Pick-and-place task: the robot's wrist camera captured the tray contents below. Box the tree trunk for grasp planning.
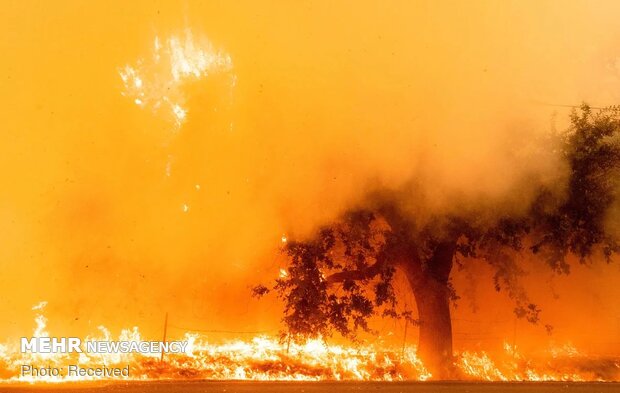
[411,274,454,379]
[401,241,456,379]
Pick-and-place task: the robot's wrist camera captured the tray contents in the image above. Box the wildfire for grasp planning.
[119,28,234,129]
[0,305,618,384]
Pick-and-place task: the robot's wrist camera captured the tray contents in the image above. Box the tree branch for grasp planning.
[325,260,385,286]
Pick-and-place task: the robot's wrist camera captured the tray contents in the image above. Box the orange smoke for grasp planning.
[0,0,619,381]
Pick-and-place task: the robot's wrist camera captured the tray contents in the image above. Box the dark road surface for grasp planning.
[1,381,619,393]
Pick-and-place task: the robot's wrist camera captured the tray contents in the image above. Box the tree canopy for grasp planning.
[254,105,620,347]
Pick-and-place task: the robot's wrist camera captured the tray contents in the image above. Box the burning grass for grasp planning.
[0,306,618,384]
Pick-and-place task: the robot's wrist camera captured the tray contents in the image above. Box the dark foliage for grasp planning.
[254,105,620,341]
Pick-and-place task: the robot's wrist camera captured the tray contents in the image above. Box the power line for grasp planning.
[530,100,607,110]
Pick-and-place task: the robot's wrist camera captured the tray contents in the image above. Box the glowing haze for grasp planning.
[0,0,619,362]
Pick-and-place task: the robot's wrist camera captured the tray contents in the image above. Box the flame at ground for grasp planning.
[0,306,618,384]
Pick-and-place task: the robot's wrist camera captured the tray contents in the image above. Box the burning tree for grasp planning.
[254,105,620,379]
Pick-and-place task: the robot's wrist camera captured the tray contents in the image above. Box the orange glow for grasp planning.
[1,0,620,385]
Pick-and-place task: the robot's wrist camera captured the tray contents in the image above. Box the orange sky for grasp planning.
[1,1,619,354]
